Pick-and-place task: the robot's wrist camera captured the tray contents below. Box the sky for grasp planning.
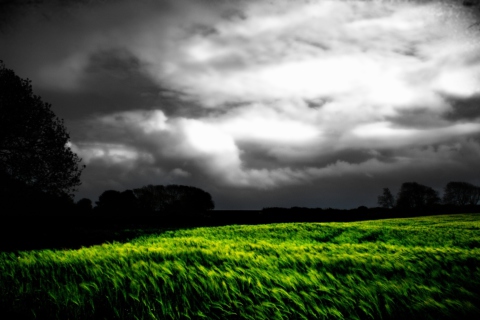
[1,0,479,209]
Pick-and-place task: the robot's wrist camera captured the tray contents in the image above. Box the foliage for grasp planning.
[95,190,138,214]
[1,214,480,319]
[396,182,440,209]
[76,198,93,212]
[132,184,215,212]
[377,188,395,208]
[443,181,480,206]
[0,61,84,198]
[131,185,166,212]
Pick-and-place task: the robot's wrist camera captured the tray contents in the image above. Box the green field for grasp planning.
[1,214,480,319]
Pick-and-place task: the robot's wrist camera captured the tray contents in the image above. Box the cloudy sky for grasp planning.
[1,0,479,209]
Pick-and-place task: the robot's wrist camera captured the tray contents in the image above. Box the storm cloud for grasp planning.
[1,0,479,208]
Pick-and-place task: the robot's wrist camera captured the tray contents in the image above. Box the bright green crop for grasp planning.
[1,214,479,319]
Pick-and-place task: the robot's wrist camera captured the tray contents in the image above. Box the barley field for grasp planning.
[1,214,480,319]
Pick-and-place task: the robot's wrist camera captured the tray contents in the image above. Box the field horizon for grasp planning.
[1,213,479,319]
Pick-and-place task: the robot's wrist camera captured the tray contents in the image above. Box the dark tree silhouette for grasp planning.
[76,198,93,212]
[0,61,84,200]
[164,185,215,212]
[133,184,214,213]
[95,189,139,215]
[133,185,167,212]
[443,181,480,206]
[1,168,75,214]
[377,187,395,208]
[118,190,139,213]
[95,190,123,214]
[396,182,440,209]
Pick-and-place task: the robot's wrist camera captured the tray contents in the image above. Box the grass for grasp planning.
[1,214,480,319]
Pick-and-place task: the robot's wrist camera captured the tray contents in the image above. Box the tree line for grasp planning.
[378,181,480,209]
[82,184,215,215]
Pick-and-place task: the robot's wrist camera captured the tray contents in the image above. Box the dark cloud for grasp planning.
[237,142,382,170]
[39,49,160,119]
[27,47,207,121]
[445,94,480,121]
[387,108,449,129]
[295,38,331,51]
[304,98,330,109]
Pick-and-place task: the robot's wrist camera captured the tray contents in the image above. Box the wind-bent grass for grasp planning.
[1,214,480,319]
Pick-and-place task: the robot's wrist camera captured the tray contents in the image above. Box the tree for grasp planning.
[76,198,93,212]
[133,185,168,212]
[396,182,440,209]
[164,185,215,212]
[0,61,84,199]
[377,188,395,208]
[443,181,480,206]
[95,190,139,215]
[133,184,215,213]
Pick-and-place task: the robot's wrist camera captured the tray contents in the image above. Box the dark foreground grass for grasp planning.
[1,214,479,319]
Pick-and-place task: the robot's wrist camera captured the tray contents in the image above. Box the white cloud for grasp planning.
[433,66,480,98]
[129,0,480,109]
[171,168,191,178]
[349,121,480,148]
[213,100,320,144]
[71,142,154,167]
